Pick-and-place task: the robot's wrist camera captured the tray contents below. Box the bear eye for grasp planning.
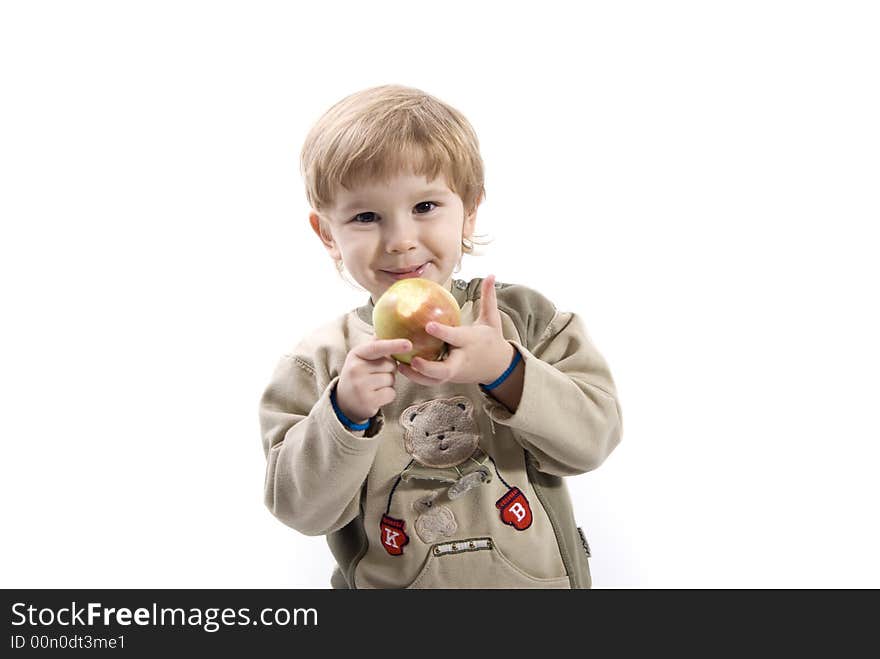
[451,426,455,431]
[425,431,429,437]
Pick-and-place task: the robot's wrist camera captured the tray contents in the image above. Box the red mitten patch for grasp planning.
[380,514,410,556]
[495,487,533,531]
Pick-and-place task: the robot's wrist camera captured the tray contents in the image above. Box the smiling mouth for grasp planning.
[382,263,427,279]
[438,443,448,451]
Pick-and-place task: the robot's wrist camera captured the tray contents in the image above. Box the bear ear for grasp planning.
[400,404,420,430]
[448,396,474,416]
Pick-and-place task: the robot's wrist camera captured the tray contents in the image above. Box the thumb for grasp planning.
[479,274,501,327]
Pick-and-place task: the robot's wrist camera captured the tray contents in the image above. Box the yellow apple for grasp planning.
[372,278,461,364]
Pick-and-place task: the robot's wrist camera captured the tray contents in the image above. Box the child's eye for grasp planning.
[352,212,378,224]
[351,203,435,223]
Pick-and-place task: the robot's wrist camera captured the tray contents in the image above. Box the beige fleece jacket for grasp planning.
[259,277,622,588]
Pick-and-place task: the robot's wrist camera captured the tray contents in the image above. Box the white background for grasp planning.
[2,1,878,588]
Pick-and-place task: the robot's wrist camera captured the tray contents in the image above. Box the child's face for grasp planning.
[310,171,477,303]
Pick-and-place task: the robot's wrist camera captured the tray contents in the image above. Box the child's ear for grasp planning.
[463,192,483,238]
[309,211,341,261]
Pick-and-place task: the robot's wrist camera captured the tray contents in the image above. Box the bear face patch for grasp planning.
[400,396,481,469]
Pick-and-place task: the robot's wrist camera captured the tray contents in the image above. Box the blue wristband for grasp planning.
[479,346,522,392]
[330,385,371,431]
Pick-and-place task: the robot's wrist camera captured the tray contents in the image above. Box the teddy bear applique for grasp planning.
[378,395,533,556]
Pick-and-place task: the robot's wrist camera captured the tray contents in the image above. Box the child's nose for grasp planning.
[386,236,417,253]
[385,219,418,253]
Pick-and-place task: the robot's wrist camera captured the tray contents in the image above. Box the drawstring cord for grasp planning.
[385,459,414,515]
[487,455,511,489]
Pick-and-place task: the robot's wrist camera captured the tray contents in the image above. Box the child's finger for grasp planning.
[397,362,443,386]
[412,351,463,381]
[356,339,412,361]
[410,356,449,381]
[424,322,466,347]
[478,274,500,325]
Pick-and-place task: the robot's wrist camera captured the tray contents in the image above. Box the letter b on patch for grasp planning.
[495,486,533,530]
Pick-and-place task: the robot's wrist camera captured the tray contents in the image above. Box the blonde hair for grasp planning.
[301,84,491,260]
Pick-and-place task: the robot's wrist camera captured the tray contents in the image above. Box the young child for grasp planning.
[258,84,623,589]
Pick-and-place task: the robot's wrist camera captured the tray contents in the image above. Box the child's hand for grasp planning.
[336,338,412,423]
[398,275,515,387]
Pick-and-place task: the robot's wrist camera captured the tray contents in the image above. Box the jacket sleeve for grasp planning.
[483,289,623,477]
[258,353,384,536]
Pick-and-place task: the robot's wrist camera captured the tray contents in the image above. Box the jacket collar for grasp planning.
[355,277,474,327]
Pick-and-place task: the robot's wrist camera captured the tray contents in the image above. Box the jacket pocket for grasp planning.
[405,537,571,589]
